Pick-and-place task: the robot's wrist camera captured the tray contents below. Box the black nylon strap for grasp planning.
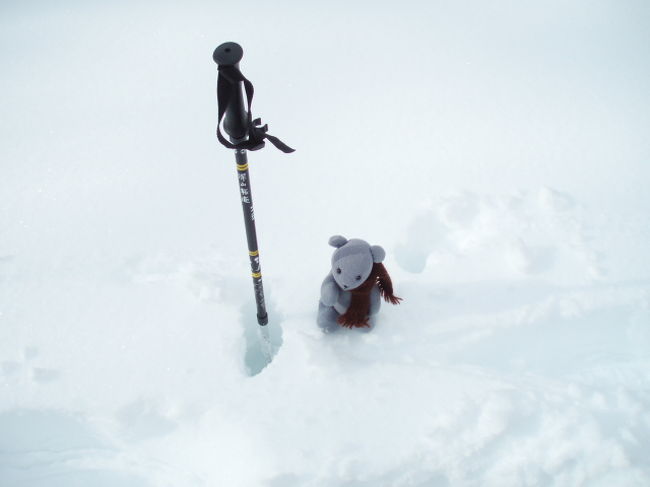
[217,65,295,153]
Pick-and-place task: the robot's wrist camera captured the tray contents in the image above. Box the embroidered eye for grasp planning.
[355,275,362,281]
[336,268,342,274]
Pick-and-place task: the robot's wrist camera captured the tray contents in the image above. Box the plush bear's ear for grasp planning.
[370,245,386,263]
[328,235,348,248]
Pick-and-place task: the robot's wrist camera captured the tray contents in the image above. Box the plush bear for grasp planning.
[317,235,402,332]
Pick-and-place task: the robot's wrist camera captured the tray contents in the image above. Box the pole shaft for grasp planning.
[235,148,268,326]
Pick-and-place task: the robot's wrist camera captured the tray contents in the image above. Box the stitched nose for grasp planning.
[343,285,348,289]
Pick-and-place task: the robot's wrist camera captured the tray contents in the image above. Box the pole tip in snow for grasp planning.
[213,42,243,66]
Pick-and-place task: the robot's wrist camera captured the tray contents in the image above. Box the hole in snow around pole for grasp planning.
[241,300,283,377]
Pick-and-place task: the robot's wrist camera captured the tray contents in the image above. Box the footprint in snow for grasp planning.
[0,409,153,487]
[0,346,61,385]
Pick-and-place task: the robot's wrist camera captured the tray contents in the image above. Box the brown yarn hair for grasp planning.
[337,263,402,328]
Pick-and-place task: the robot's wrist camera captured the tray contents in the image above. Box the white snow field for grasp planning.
[2,1,650,486]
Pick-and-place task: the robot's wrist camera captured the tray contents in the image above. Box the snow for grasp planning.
[2,1,650,485]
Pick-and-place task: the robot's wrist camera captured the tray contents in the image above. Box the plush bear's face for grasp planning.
[331,251,374,291]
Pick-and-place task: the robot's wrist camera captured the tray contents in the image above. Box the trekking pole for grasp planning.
[212,42,294,361]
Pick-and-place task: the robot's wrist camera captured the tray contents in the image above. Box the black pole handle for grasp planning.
[213,42,247,141]
[213,42,295,153]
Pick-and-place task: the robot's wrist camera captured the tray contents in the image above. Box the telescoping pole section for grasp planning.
[234,148,268,326]
[213,42,269,328]
[214,41,293,334]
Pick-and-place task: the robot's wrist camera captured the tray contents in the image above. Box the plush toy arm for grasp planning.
[320,273,340,307]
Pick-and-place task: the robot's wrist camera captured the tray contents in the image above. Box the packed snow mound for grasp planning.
[395,188,604,281]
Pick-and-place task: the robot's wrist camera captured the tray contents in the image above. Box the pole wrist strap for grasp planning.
[217,65,295,153]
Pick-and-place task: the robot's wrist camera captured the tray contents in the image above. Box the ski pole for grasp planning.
[212,42,294,346]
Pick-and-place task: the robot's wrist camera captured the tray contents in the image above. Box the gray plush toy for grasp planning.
[318,235,402,332]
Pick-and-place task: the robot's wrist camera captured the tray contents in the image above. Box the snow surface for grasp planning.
[2,1,650,486]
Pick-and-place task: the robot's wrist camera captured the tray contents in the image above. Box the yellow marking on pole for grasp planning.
[249,250,259,257]
[237,163,249,172]
[252,272,262,279]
